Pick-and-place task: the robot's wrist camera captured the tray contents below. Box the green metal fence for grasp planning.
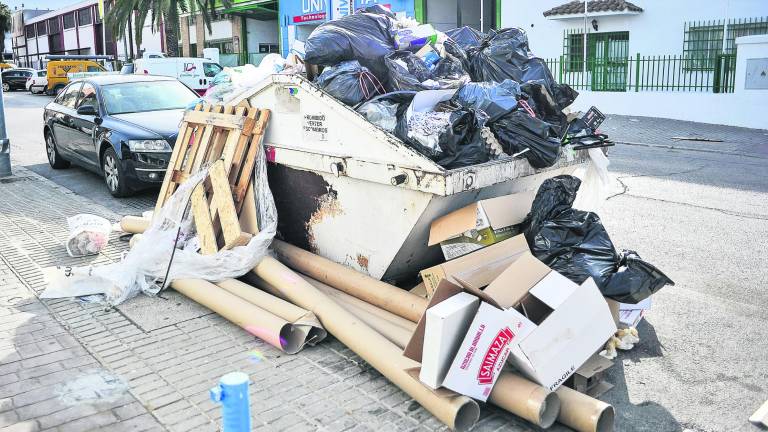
[545,53,737,93]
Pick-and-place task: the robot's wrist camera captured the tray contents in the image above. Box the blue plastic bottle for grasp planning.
[210,372,251,432]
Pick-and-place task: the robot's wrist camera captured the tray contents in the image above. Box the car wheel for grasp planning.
[45,131,70,169]
[2,82,9,92]
[102,147,131,197]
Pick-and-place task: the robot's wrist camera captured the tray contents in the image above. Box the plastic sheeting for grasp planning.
[41,145,278,306]
[523,175,674,304]
[315,60,383,106]
[204,55,287,105]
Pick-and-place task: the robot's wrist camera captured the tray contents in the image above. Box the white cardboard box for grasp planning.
[474,252,618,391]
[419,292,480,389]
[440,302,534,401]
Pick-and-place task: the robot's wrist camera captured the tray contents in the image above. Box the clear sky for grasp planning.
[2,0,76,12]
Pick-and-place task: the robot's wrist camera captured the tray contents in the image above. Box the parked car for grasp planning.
[43,75,199,197]
[26,70,48,94]
[2,68,35,91]
[133,57,222,95]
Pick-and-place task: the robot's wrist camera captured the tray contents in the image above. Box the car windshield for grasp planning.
[101,80,198,115]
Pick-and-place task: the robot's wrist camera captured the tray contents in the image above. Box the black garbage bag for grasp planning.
[443,39,473,77]
[524,176,674,303]
[603,250,675,304]
[521,80,568,136]
[395,101,490,169]
[469,29,563,99]
[356,91,416,133]
[468,28,533,83]
[385,51,435,91]
[314,60,383,106]
[433,47,471,88]
[304,11,395,87]
[453,79,520,122]
[445,26,485,49]
[490,111,561,168]
[552,82,578,110]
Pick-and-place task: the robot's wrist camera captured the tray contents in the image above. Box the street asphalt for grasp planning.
[3,90,767,432]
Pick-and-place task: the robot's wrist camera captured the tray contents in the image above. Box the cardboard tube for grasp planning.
[270,240,428,322]
[216,279,327,347]
[129,234,143,249]
[491,373,560,428]
[555,386,615,432]
[172,278,307,354]
[328,292,414,348]
[120,215,150,234]
[253,256,480,431]
[289,268,561,429]
[307,278,417,331]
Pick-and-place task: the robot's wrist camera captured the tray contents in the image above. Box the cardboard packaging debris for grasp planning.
[420,234,529,296]
[750,399,768,427]
[467,251,617,391]
[428,191,535,260]
[571,354,614,398]
[618,298,651,328]
[420,292,480,389]
[441,302,534,401]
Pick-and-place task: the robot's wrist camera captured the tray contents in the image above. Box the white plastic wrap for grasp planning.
[42,145,277,306]
[65,214,111,257]
[204,54,289,105]
[573,147,611,212]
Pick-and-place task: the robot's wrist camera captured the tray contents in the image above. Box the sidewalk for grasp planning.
[0,167,522,432]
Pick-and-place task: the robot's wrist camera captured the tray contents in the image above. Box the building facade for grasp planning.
[179,0,500,64]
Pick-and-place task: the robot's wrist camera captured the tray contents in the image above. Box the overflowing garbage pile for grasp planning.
[301,8,586,169]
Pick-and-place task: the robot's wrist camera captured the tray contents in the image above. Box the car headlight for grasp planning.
[126,139,171,152]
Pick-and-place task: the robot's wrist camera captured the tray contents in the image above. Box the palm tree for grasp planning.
[106,0,222,58]
[0,3,11,55]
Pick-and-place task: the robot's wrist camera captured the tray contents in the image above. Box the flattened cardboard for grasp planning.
[420,235,529,296]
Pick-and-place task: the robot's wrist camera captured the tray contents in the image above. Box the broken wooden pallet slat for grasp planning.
[191,160,252,255]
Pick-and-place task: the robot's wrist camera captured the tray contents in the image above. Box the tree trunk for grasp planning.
[164,5,180,57]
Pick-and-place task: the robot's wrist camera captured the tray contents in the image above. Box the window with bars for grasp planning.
[565,33,585,72]
[684,17,768,70]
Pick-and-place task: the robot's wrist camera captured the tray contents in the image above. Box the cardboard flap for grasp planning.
[479,191,535,230]
[450,235,530,289]
[528,271,578,309]
[428,204,478,246]
[403,280,464,362]
[483,252,551,309]
[517,277,617,387]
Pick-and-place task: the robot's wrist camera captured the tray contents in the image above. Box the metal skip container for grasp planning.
[235,75,589,283]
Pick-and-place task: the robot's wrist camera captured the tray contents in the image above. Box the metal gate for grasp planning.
[589,32,629,92]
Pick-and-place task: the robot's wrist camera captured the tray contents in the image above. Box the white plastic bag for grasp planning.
[42,144,278,306]
[65,214,111,257]
[573,148,611,212]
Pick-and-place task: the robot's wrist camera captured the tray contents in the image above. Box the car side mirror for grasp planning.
[77,105,98,116]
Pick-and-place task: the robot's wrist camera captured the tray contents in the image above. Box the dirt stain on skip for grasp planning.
[356,254,370,271]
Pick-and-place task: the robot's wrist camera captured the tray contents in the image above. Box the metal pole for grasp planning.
[480,0,485,33]
[722,0,730,53]
[583,0,588,75]
[0,71,11,178]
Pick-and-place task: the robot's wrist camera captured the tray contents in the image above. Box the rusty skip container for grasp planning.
[234,75,589,283]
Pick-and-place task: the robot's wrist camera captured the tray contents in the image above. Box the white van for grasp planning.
[133,57,223,95]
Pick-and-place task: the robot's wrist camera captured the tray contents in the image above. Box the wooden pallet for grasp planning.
[190,160,252,255]
[155,103,270,217]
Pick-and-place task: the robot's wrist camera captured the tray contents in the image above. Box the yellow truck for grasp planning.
[45,55,112,95]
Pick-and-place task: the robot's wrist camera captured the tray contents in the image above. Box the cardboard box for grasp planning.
[619,298,651,328]
[441,302,534,401]
[571,354,614,398]
[465,252,617,391]
[428,192,535,260]
[419,292,480,389]
[420,234,529,296]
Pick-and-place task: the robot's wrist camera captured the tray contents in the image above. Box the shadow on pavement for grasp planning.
[604,321,681,432]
